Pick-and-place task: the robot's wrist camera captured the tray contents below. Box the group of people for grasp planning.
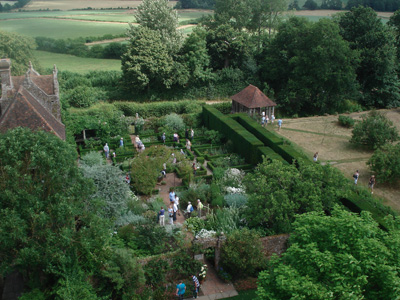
[260,112,282,130]
[103,137,125,159]
[353,170,376,193]
[176,274,201,299]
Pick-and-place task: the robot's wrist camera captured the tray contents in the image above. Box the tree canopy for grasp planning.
[257,207,400,300]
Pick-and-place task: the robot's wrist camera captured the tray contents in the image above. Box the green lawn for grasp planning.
[0,18,128,38]
[227,290,258,300]
[33,50,122,73]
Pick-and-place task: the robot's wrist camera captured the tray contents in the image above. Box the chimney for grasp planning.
[0,58,12,91]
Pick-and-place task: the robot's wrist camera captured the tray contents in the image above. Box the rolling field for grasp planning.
[0,18,129,38]
[34,50,122,73]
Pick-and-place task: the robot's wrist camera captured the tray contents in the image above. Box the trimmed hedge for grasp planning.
[231,113,311,165]
[258,147,287,165]
[114,100,202,118]
[209,102,231,114]
[203,106,264,165]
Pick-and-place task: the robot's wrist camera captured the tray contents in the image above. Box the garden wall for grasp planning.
[260,234,290,259]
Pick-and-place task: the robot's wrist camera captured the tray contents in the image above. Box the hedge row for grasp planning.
[258,147,287,165]
[114,100,203,118]
[231,113,311,165]
[202,106,263,165]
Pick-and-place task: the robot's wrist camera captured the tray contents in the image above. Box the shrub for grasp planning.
[143,258,170,287]
[211,195,225,207]
[367,143,400,184]
[350,110,399,149]
[206,207,241,234]
[185,217,206,234]
[172,250,203,278]
[163,113,186,133]
[220,228,266,279]
[224,194,248,208]
[64,86,106,108]
[338,115,355,127]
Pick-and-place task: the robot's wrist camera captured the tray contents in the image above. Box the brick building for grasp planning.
[0,58,65,140]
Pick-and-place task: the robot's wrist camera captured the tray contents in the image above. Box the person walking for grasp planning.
[168,205,174,225]
[186,139,192,151]
[173,201,178,222]
[353,170,359,185]
[169,188,176,204]
[191,274,200,299]
[175,196,180,215]
[187,202,193,218]
[161,132,166,144]
[190,128,194,141]
[119,137,124,147]
[261,115,266,127]
[197,199,203,217]
[176,280,186,300]
[369,175,376,194]
[278,119,282,130]
[271,114,275,124]
[313,152,318,162]
[159,207,165,226]
[103,143,109,159]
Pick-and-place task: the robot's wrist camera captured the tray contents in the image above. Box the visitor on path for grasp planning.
[313,152,318,162]
[187,202,193,218]
[125,173,130,184]
[113,152,116,158]
[261,115,266,127]
[172,153,177,164]
[169,188,176,203]
[159,207,165,226]
[173,202,178,222]
[161,132,166,144]
[103,143,109,159]
[266,116,269,125]
[197,199,203,217]
[176,280,186,300]
[173,133,179,143]
[278,119,282,130]
[135,135,140,144]
[369,175,376,194]
[190,128,194,141]
[191,274,200,299]
[185,128,189,140]
[168,205,174,225]
[175,196,180,214]
[186,139,191,151]
[271,114,275,123]
[353,170,359,185]
[119,137,124,147]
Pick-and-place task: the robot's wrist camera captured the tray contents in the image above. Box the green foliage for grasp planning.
[64,86,106,108]
[53,268,98,300]
[244,159,345,235]
[261,17,358,116]
[350,110,399,149]
[185,217,206,234]
[224,193,248,208]
[221,228,266,279]
[338,115,355,127]
[143,258,170,287]
[0,30,40,75]
[172,250,203,277]
[257,207,400,300]
[368,143,400,184]
[303,0,318,9]
[206,207,242,234]
[211,195,225,207]
[336,6,400,108]
[163,113,186,132]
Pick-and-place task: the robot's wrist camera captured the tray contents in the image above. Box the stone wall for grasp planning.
[260,234,290,259]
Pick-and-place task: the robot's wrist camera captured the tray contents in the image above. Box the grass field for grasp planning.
[0,18,129,38]
[33,50,122,73]
[227,290,258,300]
[273,108,400,212]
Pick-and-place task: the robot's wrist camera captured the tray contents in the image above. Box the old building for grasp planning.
[0,58,65,140]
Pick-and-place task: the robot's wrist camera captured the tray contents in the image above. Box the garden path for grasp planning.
[130,135,238,299]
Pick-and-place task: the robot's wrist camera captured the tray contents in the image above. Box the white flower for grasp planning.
[195,229,217,239]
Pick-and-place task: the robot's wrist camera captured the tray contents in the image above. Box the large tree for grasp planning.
[336,6,400,108]
[244,159,345,234]
[261,17,358,115]
[257,207,400,299]
[135,0,182,54]
[0,30,40,75]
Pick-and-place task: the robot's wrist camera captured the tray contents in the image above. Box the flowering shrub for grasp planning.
[195,229,217,239]
[224,187,245,195]
[199,264,208,280]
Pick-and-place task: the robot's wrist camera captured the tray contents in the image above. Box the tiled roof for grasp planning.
[231,84,276,108]
[0,87,65,140]
[31,75,55,95]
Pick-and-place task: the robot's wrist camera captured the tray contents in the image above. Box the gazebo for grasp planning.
[231,84,276,118]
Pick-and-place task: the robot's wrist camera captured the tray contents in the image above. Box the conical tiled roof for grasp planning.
[231,85,276,108]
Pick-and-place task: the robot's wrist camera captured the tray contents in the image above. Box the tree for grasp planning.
[135,0,182,54]
[260,17,359,115]
[321,0,342,9]
[122,26,176,92]
[0,30,40,75]
[367,143,400,183]
[350,110,399,149]
[303,0,318,10]
[214,0,254,30]
[244,159,345,234]
[257,207,400,300]
[336,6,400,108]
[0,128,112,294]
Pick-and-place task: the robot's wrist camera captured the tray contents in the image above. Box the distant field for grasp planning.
[0,18,128,38]
[24,0,177,10]
[34,50,122,73]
